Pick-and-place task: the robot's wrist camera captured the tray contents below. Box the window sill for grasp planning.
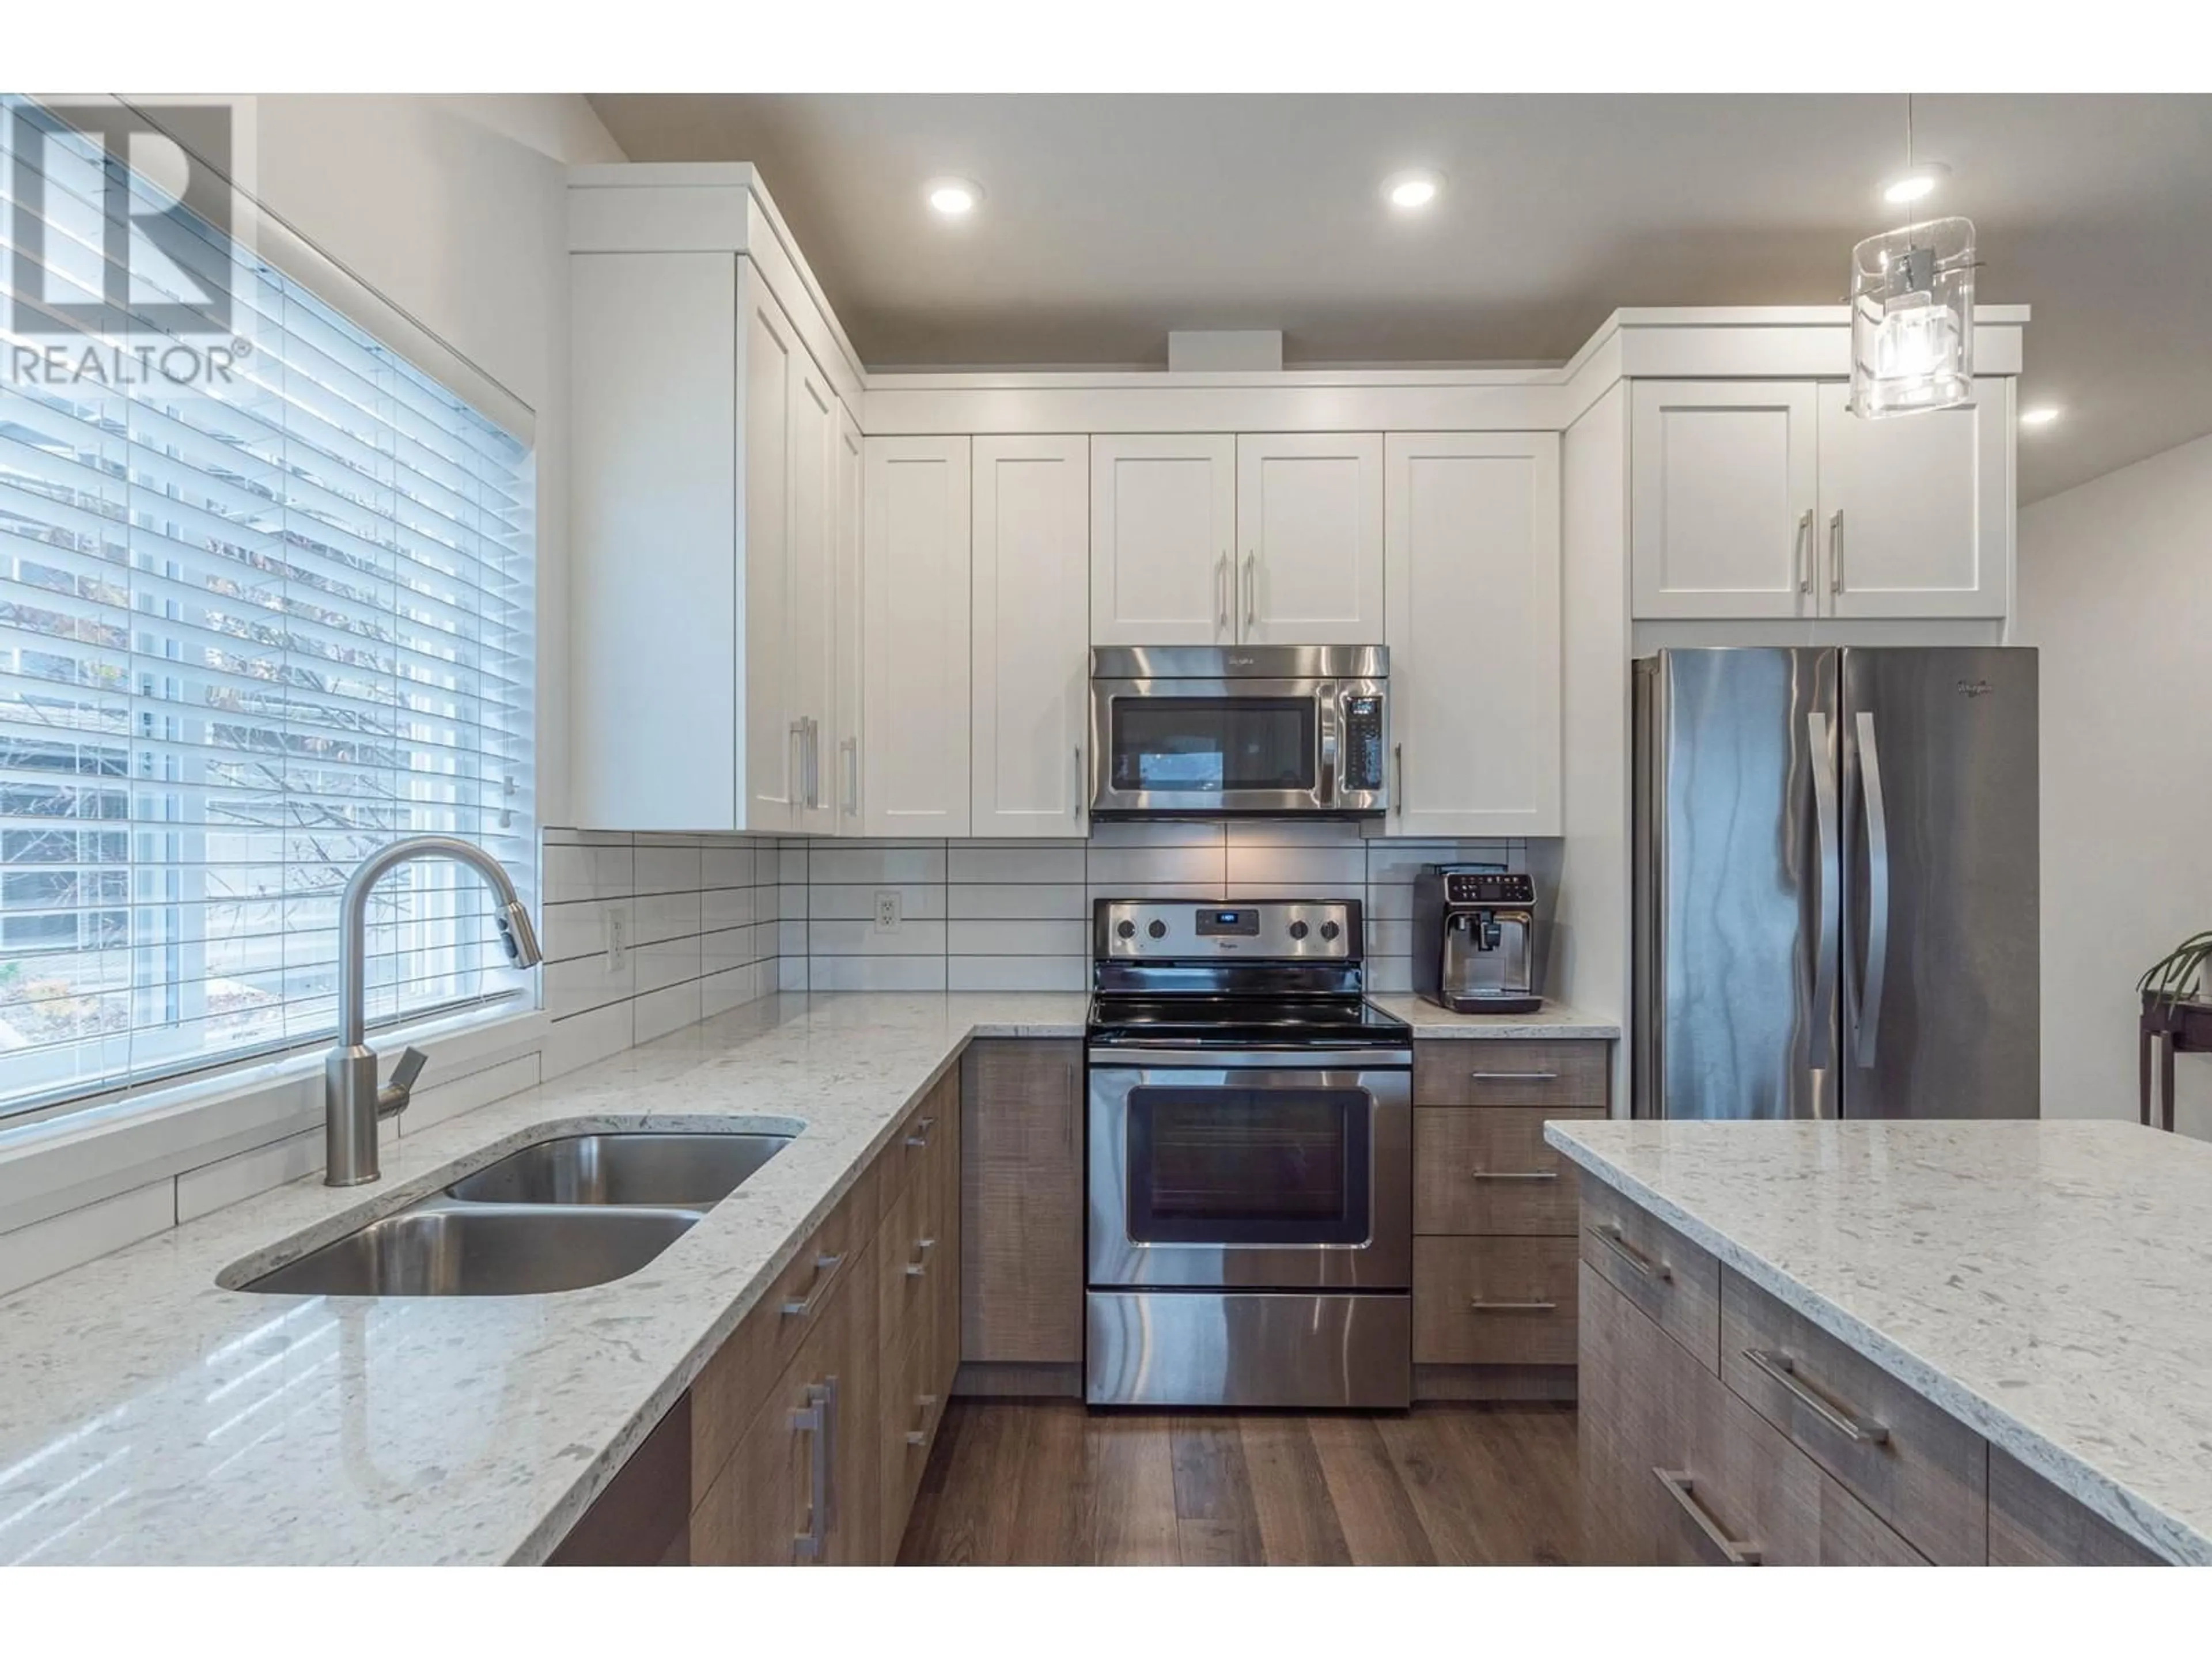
[0,1003,551,1239]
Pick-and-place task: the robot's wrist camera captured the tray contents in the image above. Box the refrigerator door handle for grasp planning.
[1852,710,1892,1069]
[1808,711,1840,1071]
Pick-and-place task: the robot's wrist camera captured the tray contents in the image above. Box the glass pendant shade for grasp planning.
[1849,216,1976,418]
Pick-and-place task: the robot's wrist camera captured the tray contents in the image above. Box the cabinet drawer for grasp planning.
[1578,1180,1720,1372]
[1414,1236,1577,1366]
[1414,1040,1608,1107]
[1988,1448,2165,1566]
[879,1317,950,1556]
[1580,1266,1923,1567]
[877,1173,948,1353]
[1414,1106,1600,1234]
[690,1193,867,1504]
[884,1071,958,1209]
[1720,1268,1987,1565]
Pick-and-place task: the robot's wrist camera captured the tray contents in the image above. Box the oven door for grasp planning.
[1087,1053,1412,1290]
[1090,677,1332,816]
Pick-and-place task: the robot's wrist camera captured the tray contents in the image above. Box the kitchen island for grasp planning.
[1546,1118,2211,1565]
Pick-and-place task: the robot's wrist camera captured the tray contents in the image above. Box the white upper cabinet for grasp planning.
[1630,381,1820,620]
[972,437,1090,836]
[1383,433,1562,838]
[1089,434,1236,645]
[569,251,742,830]
[1236,433,1385,645]
[1816,380,2009,618]
[831,406,865,830]
[864,436,972,838]
[787,348,839,835]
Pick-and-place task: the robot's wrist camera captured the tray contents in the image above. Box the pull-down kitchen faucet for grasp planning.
[324,835,542,1186]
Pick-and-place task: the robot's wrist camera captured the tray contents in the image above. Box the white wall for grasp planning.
[249,94,624,830]
[2018,430,2212,1137]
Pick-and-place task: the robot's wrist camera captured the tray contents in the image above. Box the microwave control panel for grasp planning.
[1341,695,1385,792]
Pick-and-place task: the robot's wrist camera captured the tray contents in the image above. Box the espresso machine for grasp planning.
[1412,866,1543,1015]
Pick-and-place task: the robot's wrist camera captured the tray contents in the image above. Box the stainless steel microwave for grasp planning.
[1088,646,1389,819]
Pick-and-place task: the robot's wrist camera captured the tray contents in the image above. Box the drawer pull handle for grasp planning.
[1468,1298,1559,1313]
[1471,1169,1558,1183]
[906,1392,942,1446]
[1471,1070,1559,1082]
[1593,1222,1672,1283]
[904,1236,939,1278]
[1742,1347,1890,1445]
[904,1116,937,1149]
[1653,1468,1763,1566]
[780,1252,845,1318]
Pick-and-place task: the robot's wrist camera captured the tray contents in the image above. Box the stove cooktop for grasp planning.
[1086,995,1412,1050]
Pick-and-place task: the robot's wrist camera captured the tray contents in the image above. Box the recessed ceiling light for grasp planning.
[925,177,982,217]
[1383,170,1443,211]
[1880,162,1951,206]
[2020,404,2063,427]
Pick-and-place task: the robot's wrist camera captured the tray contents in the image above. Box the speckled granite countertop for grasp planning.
[0,993,1085,1565]
[1366,995,1619,1040]
[1546,1118,2212,1565]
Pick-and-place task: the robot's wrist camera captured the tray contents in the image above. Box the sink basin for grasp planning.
[239,1202,700,1297]
[444,1131,793,1207]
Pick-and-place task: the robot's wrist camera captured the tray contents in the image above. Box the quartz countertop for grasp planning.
[1544,1118,2212,1565]
[1367,995,1619,1040]
[0,993,1085,1566]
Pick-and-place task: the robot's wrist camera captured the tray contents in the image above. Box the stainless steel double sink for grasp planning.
[237,1131,791,1297]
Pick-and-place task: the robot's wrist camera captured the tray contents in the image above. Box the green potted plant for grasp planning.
[2139,931,2212,1014]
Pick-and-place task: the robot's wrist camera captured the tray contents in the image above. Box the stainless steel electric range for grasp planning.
[1084,897,1413,1409]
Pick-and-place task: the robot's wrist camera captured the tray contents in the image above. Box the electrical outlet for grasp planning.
[603,910,627,971]
[873,890,902,933]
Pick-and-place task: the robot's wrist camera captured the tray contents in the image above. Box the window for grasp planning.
[0,98,535,1120]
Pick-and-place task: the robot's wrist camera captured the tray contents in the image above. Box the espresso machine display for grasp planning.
[1412,866,1543,1016]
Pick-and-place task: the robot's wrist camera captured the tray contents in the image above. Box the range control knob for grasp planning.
[1319,920,1341,942]
[1115,919,1136,940]
[1287,920,1310,941]
[1147,919,1168,940]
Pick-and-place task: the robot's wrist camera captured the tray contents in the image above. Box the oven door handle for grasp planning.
[1086,1048,1414,1073]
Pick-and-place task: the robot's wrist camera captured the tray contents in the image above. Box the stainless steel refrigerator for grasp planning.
[1633,647,2038,1120]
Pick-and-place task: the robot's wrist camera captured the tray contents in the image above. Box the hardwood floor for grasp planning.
[896,1400,1581,1565]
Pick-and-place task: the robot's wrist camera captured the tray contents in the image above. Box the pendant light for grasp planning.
[1849,96,1976,419]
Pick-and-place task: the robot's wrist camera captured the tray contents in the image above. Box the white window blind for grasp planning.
[0,97,535,1121]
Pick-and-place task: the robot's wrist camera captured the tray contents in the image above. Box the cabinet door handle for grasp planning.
[1592,1222,1672,1283]
[1471,1070,1558,1082]
[789,720,806,808]
[904,1236,938,1278]
[780,1252,844,1318]
[841,735,858,817]
[1468,1298,1559,1313]
[1471,1169,1558,1182]
[1741,1347,1890,1445]
[1653,1468,1763,1566]
[1074,745,1084,821]
[805,717,821,809]
[1795,507,1814,594]
[791,1381,831,1559]
[1393,742,1404,816]
[904,1115,936,1149]
[1243,552,1257,630]
[1215,552,1229,632]
[1828,509,1845,595]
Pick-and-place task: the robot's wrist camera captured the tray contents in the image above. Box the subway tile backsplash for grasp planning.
[539,827,783,1071]
[778,823,1529,995]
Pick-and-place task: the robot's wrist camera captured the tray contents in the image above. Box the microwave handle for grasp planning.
[1319,685,1339,805]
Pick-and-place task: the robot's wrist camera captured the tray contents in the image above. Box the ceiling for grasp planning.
[585,94,2212,502]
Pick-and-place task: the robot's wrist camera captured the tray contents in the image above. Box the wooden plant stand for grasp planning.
[2139,994,2212,1131]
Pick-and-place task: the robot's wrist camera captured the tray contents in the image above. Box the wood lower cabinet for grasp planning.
[1581,1263,1924,1566]
[959,1040,1084,1384]
[1411,1036,1611,1403]
[1578,1187,2175,1567]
